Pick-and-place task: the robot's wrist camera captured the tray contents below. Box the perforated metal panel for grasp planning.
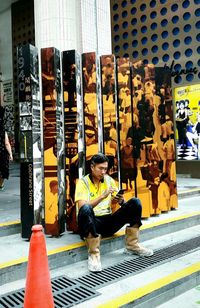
[110,0,200,85]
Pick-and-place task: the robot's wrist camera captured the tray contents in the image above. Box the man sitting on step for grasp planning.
[75,153,153,272]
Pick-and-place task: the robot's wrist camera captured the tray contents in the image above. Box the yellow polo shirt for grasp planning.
[75,174,118,216]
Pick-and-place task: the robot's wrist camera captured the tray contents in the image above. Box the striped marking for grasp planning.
[97,261,200,308]
[178,188,200,195]
[0,220,20,228]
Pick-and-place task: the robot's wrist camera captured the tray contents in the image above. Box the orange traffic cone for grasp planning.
[24,225,54,308]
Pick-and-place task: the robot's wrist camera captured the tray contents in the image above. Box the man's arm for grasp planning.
[78,186,115,210]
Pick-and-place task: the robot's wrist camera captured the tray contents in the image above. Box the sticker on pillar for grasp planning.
[174,83,200,161]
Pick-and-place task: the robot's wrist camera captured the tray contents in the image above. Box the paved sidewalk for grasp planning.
[0,161,199,224]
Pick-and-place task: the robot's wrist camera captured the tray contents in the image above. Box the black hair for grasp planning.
[160,172,168,182]
[90,153,109,165]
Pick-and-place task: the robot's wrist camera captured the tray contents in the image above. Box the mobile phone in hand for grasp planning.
[112,189,126,201]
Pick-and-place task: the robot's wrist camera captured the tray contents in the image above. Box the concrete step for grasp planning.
[72,225,200,308]
[0,195,200,287]
[1,224,200,308]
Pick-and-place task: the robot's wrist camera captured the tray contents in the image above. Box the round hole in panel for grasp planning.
[162,42,169,50]
[160,0,167,3]
[122,10,128,18]
[186,73,194,81]
[173,51,181,59]
[123,42,129,50]
[162,54,170,62]
[173,39,180,47]
[131,18,137,25]
[161,30,168,38]
[131,29,138,36]
[172,27,180,35]
[150,11,157,19]
[150,0,156,8]
[195,21,200,29]
[130,0,136,4]
[123,53,129,58]
[185,48,193,57]
[184,24,191,32]
[195,8,200,16]
[142,48,148,56]
[152,57,159,64]
[114,35,120,42]
[151,22,157,30]
[141,25,147,33]
[152,45,158,53]
[183,12,191,20]
[143,59,149,64]
[114,45,120,53]
[141,37,148,44]
[185,61,193,69]
[114,24,119,32]
[174,63,182,71]
[131,7,137,14]
[151,33,158,41]
[174,75,182,84]
[141,15,147,22]
[196,33,200,41]
[197,46,200,54]
[113,14,119,21]
[113,3,118,10]
[132,50,139,58]
[122,21,128,29]
[140,3,146,11]
[160,7,167,15]
[123,32,128,39]
[161,19,168,27]
[121,0,127,7]
[172,15,179,23]
[171,3,178,12]
[197,59,200,66]
[184,36,192,45]
[182,0,190,8]
[132,40,138,47]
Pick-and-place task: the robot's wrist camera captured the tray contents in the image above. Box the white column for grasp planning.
[34,0,82,51]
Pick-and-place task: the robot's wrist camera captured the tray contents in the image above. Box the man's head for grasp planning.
[90,153,109,182]
[49,180,58,194]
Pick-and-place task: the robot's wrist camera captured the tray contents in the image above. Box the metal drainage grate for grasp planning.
[76,235,200,289]
[0,276,99,308]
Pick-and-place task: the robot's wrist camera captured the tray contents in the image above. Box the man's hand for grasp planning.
[112,194,125,205]
[102,186,117,199]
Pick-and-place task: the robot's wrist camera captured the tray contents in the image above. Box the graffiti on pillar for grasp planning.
[41,47,65,236]
[100,55,119,178]
[82,52,98,168]
[17,44,43,238]
[116,58,137,197]
[131,64,177,217]
[62,50,83,232]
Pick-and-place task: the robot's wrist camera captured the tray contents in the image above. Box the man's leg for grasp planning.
[78,204,102,272]
[105,198,153,257]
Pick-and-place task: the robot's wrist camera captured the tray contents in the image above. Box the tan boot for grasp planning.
[85,234,102,272]
[125,227,153,257]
